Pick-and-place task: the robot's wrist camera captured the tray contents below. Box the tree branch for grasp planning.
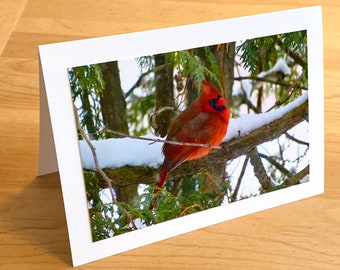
[93,98,308,188]
[234,76,297,88]
[74,105,117,201]
[230,155,249,202]
[104,129,222,150]
[124,64,166,98]
[248,148,271,190]
[284,165,309,186]
[265,73,304,112]
[259,153,293,177]
[285,132,309,146]
[276,38,306,67]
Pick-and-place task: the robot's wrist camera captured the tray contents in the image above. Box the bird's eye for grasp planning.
[209,96,226,111]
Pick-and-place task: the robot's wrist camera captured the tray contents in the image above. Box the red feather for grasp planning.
[150,80,230,209]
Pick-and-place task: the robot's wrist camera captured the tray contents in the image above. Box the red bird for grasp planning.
[151,80,230,209]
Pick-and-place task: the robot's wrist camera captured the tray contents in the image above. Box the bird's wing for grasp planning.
[163,112,226,172]
[172,112,224,144]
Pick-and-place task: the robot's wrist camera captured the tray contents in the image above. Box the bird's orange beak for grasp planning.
[216,97,227,107]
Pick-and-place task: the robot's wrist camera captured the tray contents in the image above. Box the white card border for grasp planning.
[38,6,324,267]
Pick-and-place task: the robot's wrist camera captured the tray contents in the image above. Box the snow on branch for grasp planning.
[225,92,307,142]
[79,93,308,176]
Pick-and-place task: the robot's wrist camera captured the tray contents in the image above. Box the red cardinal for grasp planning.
[150,80,230,209]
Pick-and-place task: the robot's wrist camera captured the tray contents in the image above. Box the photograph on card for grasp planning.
[67,30,309,242]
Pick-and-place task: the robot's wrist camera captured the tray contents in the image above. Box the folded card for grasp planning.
[38,6,324,267]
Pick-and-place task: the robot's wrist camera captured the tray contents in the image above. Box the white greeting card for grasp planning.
[38,6,323,267]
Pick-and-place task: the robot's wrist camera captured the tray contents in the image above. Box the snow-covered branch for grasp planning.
[79,93,308,187]
[167,94,308,182]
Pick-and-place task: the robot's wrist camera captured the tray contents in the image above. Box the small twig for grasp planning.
[285,132,309,146]
[234,76,292,87]
[74,105,117,202]
[104,129,222,150]
[179,203,204,217]
[125,209,138,230]
[265,73,304,112]
[259,153,293,177]
[231,155,249,202]
[125,64,166,98]
[236,69,259,114]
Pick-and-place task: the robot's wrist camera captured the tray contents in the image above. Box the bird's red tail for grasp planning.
[156,168,168,190]
[149,167,168,210]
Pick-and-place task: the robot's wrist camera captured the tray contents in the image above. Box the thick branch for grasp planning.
[169,98,308,181]
[94,98,308,188]
[284,165,309,186]
[248,148,271,190]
